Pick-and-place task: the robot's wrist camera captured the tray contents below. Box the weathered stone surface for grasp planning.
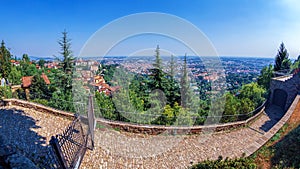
[270,73,300,111]
[6,153,38,169]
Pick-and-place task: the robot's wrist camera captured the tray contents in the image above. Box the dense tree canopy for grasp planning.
[274,42,291,71]
[0,37,273,126]
[257,64,274,90]
[30,74,50,100]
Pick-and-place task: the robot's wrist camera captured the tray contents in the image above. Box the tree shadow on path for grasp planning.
[0,108,60,168]
[259,105,285,132]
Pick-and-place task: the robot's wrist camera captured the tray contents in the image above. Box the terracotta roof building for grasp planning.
[22,73,50,88]
[90,75,120,95]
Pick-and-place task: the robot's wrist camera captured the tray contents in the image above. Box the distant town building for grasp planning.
[10,60,20,66]
[90,75,119,95]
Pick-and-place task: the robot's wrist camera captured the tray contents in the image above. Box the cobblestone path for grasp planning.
[81,105,288,169]
[0,101,296,169]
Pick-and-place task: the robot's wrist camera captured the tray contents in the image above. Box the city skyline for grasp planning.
[0,0,300,58]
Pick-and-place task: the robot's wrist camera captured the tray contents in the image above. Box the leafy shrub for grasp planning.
[32,98,48,106]
[16,88,27,100]
[0,86,12,99]
[190,156,257,169]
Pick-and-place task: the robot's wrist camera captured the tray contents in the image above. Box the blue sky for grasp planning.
[0,0,300,58]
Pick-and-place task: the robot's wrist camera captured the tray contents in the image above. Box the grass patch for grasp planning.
[95,123,106,129]
[271,125,300,168]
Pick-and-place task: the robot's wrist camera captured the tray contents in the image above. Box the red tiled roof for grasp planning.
[22,76,33,88]
[22,73,50,88]
[41,73,50,85]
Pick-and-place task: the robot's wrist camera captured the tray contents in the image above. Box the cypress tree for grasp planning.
[56,30,75,93]
[58,30,74,74]
[180,54,189,108]
[274,42,290,71]
[153,45,162,70]
[0,40,12,79]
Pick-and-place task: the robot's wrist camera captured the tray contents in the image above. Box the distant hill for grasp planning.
[29,56,55,61]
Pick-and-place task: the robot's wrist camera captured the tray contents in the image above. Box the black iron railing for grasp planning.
[50,115,88,169]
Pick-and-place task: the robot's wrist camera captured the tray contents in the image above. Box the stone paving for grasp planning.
[0,96,298,169]
[0,106,71,163]
[80,101,296,169]
[80,114,265,168]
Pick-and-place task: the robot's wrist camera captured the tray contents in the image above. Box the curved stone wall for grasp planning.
[2,99,266,135]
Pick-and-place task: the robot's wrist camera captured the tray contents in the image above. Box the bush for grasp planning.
[16,88,26,100]
[32,98,48,106]
[0,86,12,99]
[190,156,256,169]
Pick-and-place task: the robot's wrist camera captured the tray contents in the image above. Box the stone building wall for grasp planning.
[270,73,300,111]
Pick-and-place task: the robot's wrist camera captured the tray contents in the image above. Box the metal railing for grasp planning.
[50,115,87,169]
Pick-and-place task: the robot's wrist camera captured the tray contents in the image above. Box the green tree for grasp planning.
[274,42,290,71]
[58,30,74,74]
[222,93,239,123]
[291,55,300,71]
[149,45,164,90]
[38,59,45,68]
[153,45,162,70]
[129,89,145,112]
[56,30,75,94]
[282,58,291,70]
[19,54,38,76]
[174,108,194,126]
[8,66,22,85]
[168,55,181,106]
[98,64,118,83]
[180,54,199,111]
[238,82,266,107]
[257,64,274,90]
[0,40,12,79]
[22,54,30,63]
[160,104,175,125]
[149,46,180,106]
[239,98,254,116]
[29,74,50,100]
[181,54,189,108]
[48,90,74,112]
[22,64,38,76]
[169,55,176,77]
[95,91,117,120]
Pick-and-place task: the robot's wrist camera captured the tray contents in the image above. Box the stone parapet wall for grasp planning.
[2,99,74,120]
[2,99,266,135]
[96,102,266,135]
